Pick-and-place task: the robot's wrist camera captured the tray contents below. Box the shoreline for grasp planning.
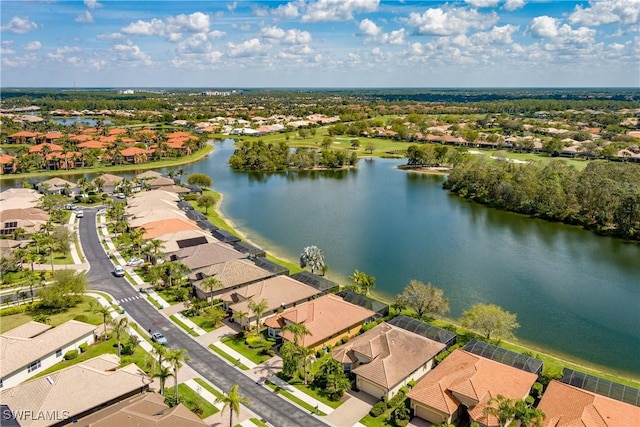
[207,188,640,386]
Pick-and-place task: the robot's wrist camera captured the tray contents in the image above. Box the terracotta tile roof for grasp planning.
[0,354,151,427]
[333,323,446,390]
[78,140,106,149]
[0,320,97,379]
[43,131,64,139]
[85,392,207,427]
[70,134,94,142]
[264,294,375,348]
[0,207,49,223]
[171,241,245,270]
[120,146,148,156]
[140,218,200,239]
[109,128,127,135]
[167,140,186,148]
[219,275,319,316]
[28,142,63,153]
[0,153,16,164]
[166,131,191,138]
[191,258,273,291]
[407,349,537,424]
[538,381,640,427]
[46,151,78,160]
[10,131,40,137]
[98,135,118,143]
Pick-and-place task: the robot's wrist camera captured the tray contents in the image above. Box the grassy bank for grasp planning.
[0,145,213,181]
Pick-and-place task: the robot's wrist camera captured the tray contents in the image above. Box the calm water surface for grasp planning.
[5,140,639,377]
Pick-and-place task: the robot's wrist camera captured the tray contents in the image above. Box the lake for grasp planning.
[4,139,639,377]
[182,140,640,377]
[52,118,114,126]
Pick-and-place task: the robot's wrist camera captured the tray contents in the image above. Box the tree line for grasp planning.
[229,140,358,171]
[444,158,640,240]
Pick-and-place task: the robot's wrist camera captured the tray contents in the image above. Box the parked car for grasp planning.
[113,265,125,277]
[116,193,126,199]
[151,332,167,346]
[75,210,84,218]
[127,258,144,267]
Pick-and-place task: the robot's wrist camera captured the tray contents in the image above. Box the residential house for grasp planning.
[0,154,17,174]
[290,271,339,295]
[28,143,63,154]
[140,218,201,240]
[333,322,446,400]
[92,173,123,194]
[150,228,216,253]
[190,258,275,300]
[337,289,389,317]
[231,240,266,258]
[265,294,376,351]
[0,188,42,210]
[219,275,320,329]
[0,354,151,427]
[0,207,49,236]
[134,170,163,181]
[36,177,79,195]
[0,320,96,389]
[128,209,188,229]
[168,241,246,270]
[120,147,149,164]
[80,392,207,427]
[7,131,39,144]
[537,380,640,427]
[407,349,538,426]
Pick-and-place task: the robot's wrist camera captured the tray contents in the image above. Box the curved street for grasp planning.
[78,208,328,427]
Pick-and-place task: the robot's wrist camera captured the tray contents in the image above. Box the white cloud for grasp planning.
[465,0,500,8]
[503,0,526,12]
[473,24,518,44]
[568,0,640,26]
[1,47,16,55]
[121,18,164,36]
[302,0,380,23]
[46,46,82,61]
[84,0,103,10]
[227,2,237,12]
[166,12,210,33]
[529,16,597,47]
[273,2,301,19]
[380,28,406,45]
[75,11,93,23]
[121,12,210,39]
[1,17,38,34]
[227,38,263,57]
[111,42,152,65]
[97,32,123,40]
[359,19,381,37]
[260,26,312,44]
[529,16,559,38]
[406,7,498,36]
[24,41,42,51]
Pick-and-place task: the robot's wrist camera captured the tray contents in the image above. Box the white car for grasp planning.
[75,210,84,218]
[127,258,144,267]
[113,265,125,277]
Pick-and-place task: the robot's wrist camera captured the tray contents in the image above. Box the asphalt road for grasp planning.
[79,208,329,427]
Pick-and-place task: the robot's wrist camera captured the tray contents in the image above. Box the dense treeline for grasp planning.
[444,158,640,239]
[229,140,358,171]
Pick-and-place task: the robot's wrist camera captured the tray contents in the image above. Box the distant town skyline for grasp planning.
[1,0,639,88]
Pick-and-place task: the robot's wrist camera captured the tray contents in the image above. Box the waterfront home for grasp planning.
[79,392,206,427]
[92,173,123,194]
[265,293,376,351]
[290,271,339,295]
[120,146,149,164]
[0,153,17,174]
[36,177,79,195]
[407,349,538,426]
[7,131,39,144]
[537,380,640,426]
[134,170,163,181]
[128,209,188,229]
[336,289,389,317]
[387,315,457,348]
[190,258,275,300]
[0,320,96,389]
[139,218,201,240]
[151,228,216,253]
[0,354,151,427]
[333,322,446,400]
[168,241,246,270]
[219,275,319,330]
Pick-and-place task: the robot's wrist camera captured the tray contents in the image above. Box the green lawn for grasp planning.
[164,383,219,419]
[0,295,103,333]
[220,331,275,365]
[50,251,75,265]
[208,344,250,370]
[250,418,269,427]
[475,148,590,170]
[170,314,200,336]
[264,381,326,416]
[193,377,225,399]
[187,311,222,332]
[360,412,395,427]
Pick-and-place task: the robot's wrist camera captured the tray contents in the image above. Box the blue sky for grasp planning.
[1,0,639,87]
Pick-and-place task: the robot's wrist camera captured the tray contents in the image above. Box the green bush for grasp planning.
[393,404,410,426]
[525,395,535,405]
[0,304,29,316]
[245,335,265,348]
[407,380,416,389]
[369,401,387,417]
[74,314,89,322]
[79,343,88,353]
[532,382,543,398]
[64,350,79,360]
[183,194,197,201]
[387,390,406,409]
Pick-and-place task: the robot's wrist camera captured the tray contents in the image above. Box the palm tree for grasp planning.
[94,305,112,339]
[282,322,311,347]
[152,365,173,396]
[247,298,269,332]
[298,345,314,385]
[233,310,248,328]
[202,276,223,306]
[166,348,190,402]
[114,317,129,359]
[215,384,250,427]
[484,394,516,427]
[152,342,168,370]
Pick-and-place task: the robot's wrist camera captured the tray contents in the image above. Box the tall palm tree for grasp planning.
[247,298,269,332]
[152,342,168,370]
[282,322,311,347]
[202,276,223,306]
[166,348,190,402]
[114,317,129,359]
[93,305,112,339]
[152,365,173,396]
[215,384,250,427]
[484,394,516,427]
